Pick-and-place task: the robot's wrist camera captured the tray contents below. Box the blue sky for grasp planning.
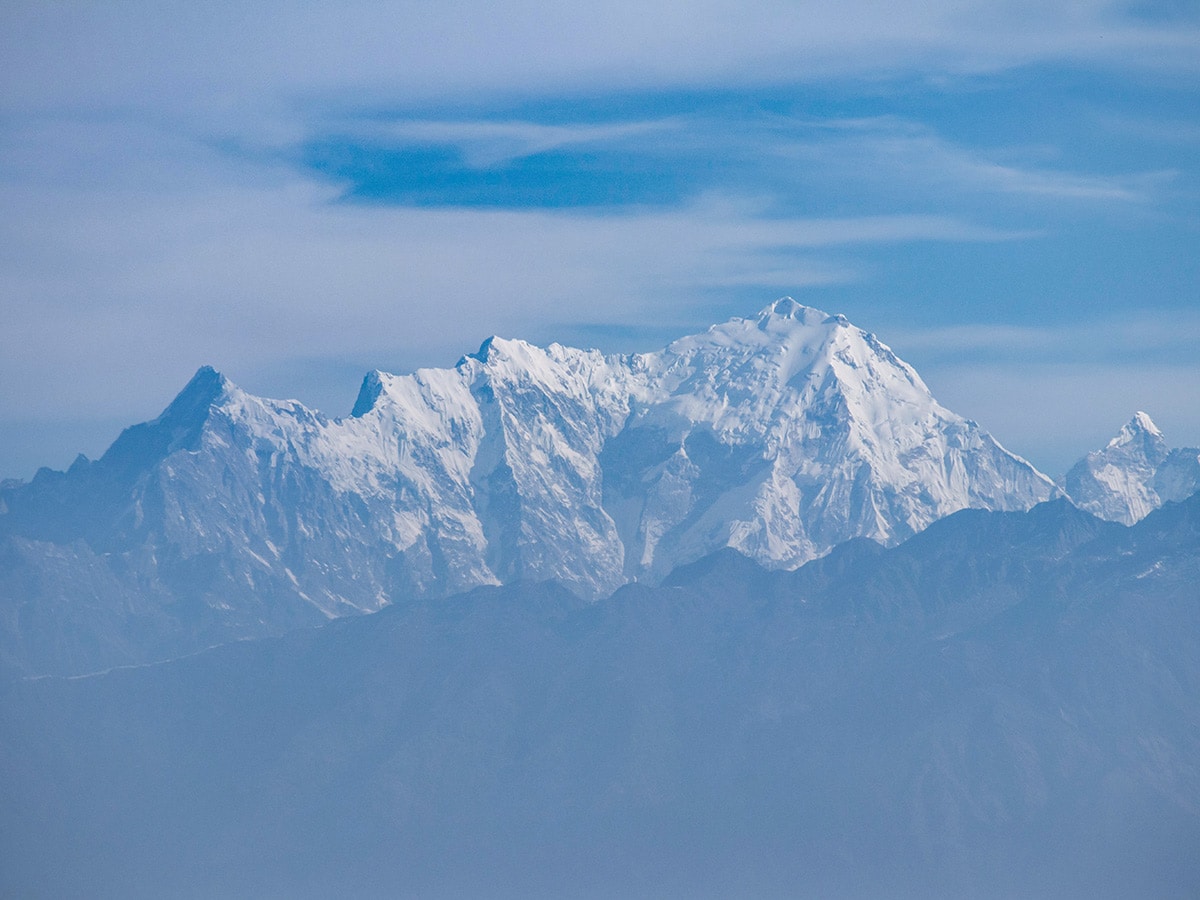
[2,0,1198,478]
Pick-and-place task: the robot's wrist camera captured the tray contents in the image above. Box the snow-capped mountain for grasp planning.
[1061,412,1200,525]
[0,299,1056,675]
[605,299,1055,580]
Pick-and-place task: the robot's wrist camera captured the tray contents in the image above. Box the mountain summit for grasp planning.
[0,300,1056,675]
[611,300,1055,578]
[1062,412,1200,525]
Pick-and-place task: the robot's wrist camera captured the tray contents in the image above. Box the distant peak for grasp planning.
[96,366,232,471]
[466,335,537,366]
[1109,411,1164,448]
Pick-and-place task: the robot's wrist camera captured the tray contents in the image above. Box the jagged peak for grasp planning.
[1108,410,1165,449]
[667,299,850,358]
[351,370,388,418]
[184,364,229,392]
[645,298,931,413]
[1130,411,1162,437]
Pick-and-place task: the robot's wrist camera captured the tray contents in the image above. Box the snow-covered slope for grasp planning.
[607,299,1055,579]
[0,299,1057,675]
[1061,412,1200,525]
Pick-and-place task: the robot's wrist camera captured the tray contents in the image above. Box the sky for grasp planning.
[2,0,1198,479]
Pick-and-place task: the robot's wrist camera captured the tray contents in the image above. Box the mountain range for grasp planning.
[3,300,1197,680]
[2,299,1064,677]
[3,298,1199,897]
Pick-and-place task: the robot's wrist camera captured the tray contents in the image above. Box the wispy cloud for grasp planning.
[905,139,1172,202]
[293,108,1167,212]
[1094,112,1200,145]
[2,1,1198,481]
[886,314,1200,363]
[780,116,1172,204]
[342,119,683,168]
[3,2,1197,127]
[0,134,1034,434]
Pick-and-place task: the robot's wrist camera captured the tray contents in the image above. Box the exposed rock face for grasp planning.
[0,299,1056,675]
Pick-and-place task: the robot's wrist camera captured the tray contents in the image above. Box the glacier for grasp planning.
[0,298,1057,676]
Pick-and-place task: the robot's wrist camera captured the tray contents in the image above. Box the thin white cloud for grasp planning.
[1094,112,1200,145]
[886,315,1200,361]
[2,1,1197,131]
[780,117,1171,204]
[348,119,683,168]
[294,109,1169,212]
[1,0,1197,481]
[0,135,1034,434]
[930,147,1172,202]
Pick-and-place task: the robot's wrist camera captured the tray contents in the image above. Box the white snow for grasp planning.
[1062,411,1179,525]
[138,298,1056,602]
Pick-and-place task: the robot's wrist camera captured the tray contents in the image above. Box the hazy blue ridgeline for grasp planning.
[3,495,1199,899]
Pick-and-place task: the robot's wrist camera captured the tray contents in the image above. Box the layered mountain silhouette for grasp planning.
[3,493,1198,898]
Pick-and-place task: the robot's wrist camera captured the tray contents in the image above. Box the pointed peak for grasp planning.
[158,366,232,426]
[95,366,233,473]
[1129,411,1162,437]
[351,370,388,418]
[761,296,804,316]
[186,364,230,392]
[1109,411,1165,448]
